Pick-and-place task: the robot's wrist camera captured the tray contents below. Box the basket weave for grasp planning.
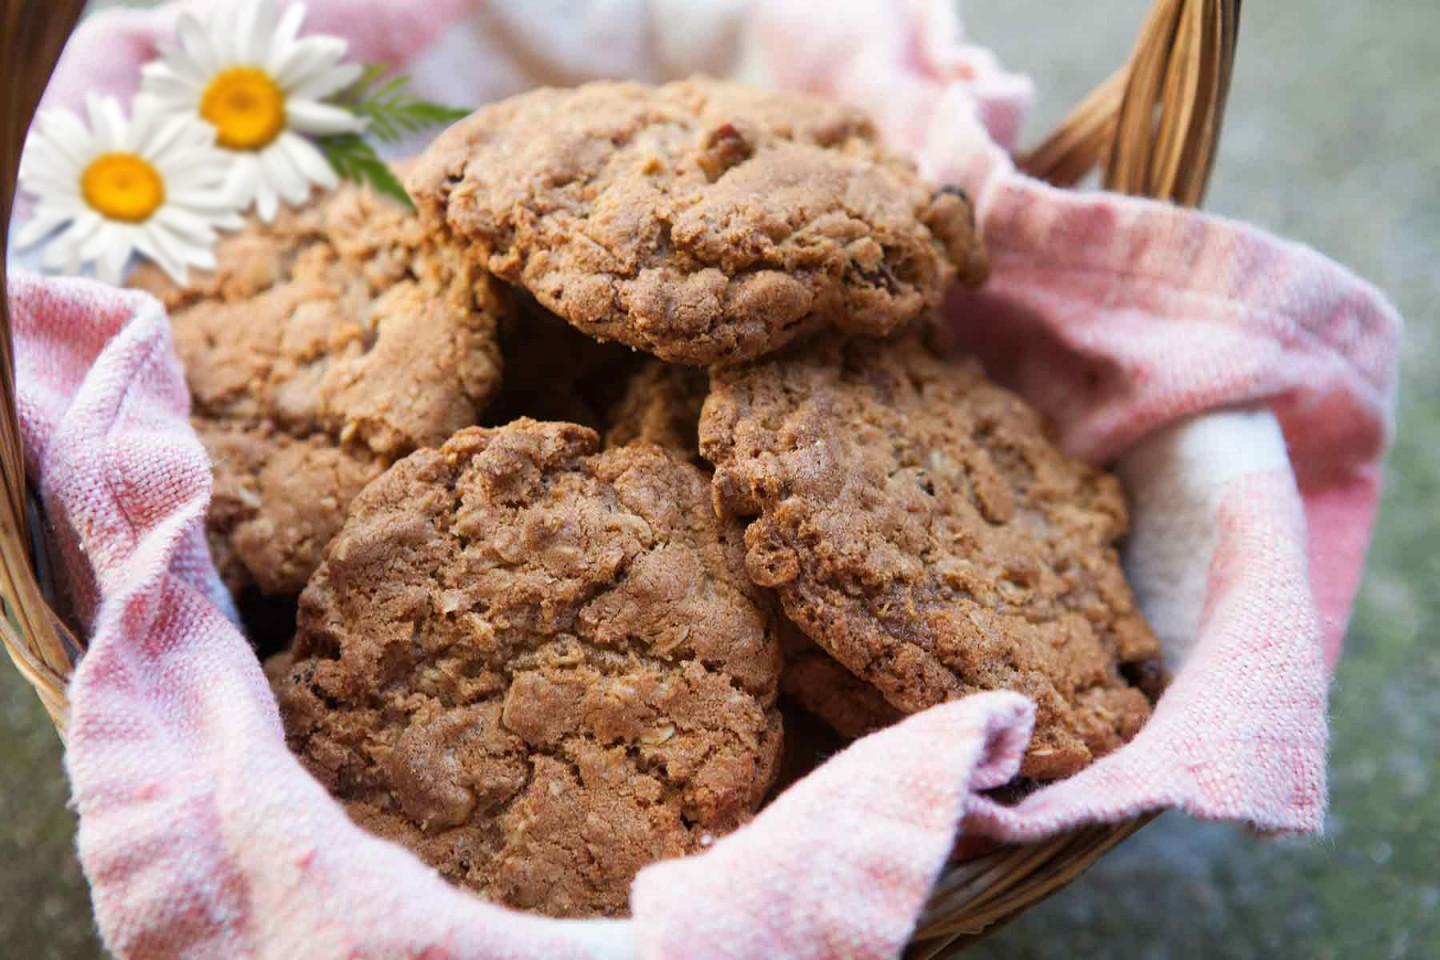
[0,1,1240,954]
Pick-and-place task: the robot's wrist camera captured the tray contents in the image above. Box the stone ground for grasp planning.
[2,1,1436,957]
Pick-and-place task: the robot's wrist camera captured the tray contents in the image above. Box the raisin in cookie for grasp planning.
[604,360,709,459]
[272,420,783,917]
[407,78,987,366]
[131,178,506,594]
[701,334,1161,779]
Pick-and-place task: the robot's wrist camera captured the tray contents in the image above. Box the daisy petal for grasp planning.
[103,98,133,150]
[228,1,254,64]
[146,44,211,93]
[168,196,245,232]
[138,221,193,284]
[167,187,244,229]
[255,179,279,223]
[286,98,364,137]
[78,220,118,260]
[138,112,194,160]
[185,242,219,273]
[95,234,135,286]
[60,212,107,270]
[131,223,168,272]
[19,144,83,193]
[278,131,337,191]
[15,207,73,249]
[175,11,219,71]
[259,142,309,206]
[288,56,360,100]
[139,62,202,102]
[275,37,348,90]
[126,97,158,147]
[86,95,126,151]
[151,204,219,243]
[224,154,262,211]
[166,179,234,207]
[19,136,65,171]
[293,61,364,101]
[265,2,308,74]
[157,147,232,187]
[36,110,95,167]
[39,107,91,142]
[242,0,278,64]
[208,5,241,67]
[267,42,317,90]
[40,227,81,272]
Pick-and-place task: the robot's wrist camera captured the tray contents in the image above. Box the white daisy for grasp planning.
[141,0,365,222]
[16,94,243,286]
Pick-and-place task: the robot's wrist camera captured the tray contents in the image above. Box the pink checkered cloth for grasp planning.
[12,1,1400,958]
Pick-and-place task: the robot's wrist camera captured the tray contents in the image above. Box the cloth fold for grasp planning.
[10,1,1401,958]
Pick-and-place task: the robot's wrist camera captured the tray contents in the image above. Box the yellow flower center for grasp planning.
[200,67,286,150]
[81,153,166,223]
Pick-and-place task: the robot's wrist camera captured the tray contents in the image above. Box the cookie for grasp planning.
[407,78,988,366]
[701,334,1162,779]
[779,621,902,741]
[131,178,507,594]
[196,418,385,596]
[481,294,640,431]
[272,420,783,917]
[604,360,709,459]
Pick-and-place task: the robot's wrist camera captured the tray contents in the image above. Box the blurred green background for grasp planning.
[3,2,1436,957]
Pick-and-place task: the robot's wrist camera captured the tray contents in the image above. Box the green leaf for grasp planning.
[313,66,469,203]
[335,64,387,103]
[316,133,413,208]
[331,64,470,145]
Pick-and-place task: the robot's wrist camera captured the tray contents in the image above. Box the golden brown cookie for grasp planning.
[272,420,783,917]
[407,78,987,366]
[604,360,709,459]
[196,419,385,597]
[700,334,1162,779]
[778,620,902,741]
[132,179,507,595]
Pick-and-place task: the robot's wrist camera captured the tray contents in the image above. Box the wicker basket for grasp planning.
[0,1,1240,955]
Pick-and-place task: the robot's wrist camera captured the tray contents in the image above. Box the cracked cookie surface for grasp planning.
[272,420,782,917]
[701,334,1162,779]
[132,179,507,594]
[408,78,987,366]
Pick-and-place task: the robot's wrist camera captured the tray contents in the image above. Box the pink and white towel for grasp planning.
[11,1,1401,957]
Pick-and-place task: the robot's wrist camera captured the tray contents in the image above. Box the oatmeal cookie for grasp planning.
[779,621,902,741]
[132,179,507,594]
[604,360,709,459]
[196,419,386,596]
[701,334,1162,779]
[272,420,783,917]
[407,78,987,366]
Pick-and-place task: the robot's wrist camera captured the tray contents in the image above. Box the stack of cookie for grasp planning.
[134,78,1162,918]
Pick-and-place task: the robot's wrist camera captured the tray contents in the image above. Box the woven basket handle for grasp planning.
[0,0,1240,736]
[1020,0,1241,203]
[0,0,87,732]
